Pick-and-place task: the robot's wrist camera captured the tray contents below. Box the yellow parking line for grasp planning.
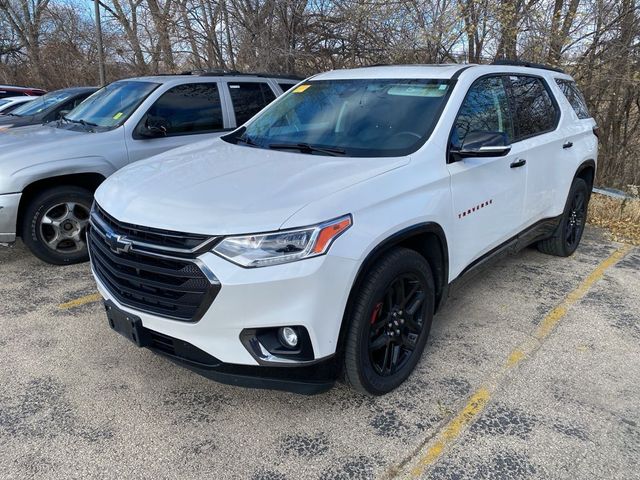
[412,388,490,469]
[58,293,102,310]
[405,244,632,478]
[535,245,631,340]
[505,348,525,367]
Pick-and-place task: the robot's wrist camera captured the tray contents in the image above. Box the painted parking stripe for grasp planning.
[399,244,632,479]
[58,293,102,310]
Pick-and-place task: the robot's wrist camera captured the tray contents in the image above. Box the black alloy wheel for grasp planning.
[565,188,586,251]
[344,248,435,395]
[368,273,427,376]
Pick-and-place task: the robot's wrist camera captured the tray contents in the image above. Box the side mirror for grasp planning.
[451,131,511,161]
[57,109,70,119]
[138,115,169,138]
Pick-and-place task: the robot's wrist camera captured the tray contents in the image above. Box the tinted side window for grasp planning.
[146,83,223,136]
[451,76,514,148]
[229,82,276,125]
[509,76,558,139]
[71,93,92,109]
[60,97,84,113]
[49,97,84,121]
[556,79,590,119]
[278,83,296,92]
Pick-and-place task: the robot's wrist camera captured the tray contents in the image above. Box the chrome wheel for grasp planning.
[39,202,90,253]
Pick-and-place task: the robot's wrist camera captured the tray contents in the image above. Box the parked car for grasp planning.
[0,73,300,263]
[0,84,46,99]
[0,87,97,129]
[0,96,35,115]
[88,62,597,395]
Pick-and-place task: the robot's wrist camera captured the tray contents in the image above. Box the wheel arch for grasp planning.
[336,222,449,358]
[574,159,596,191]
[16,172,106,237]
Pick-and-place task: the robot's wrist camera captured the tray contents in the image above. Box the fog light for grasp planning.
[279,327,299,348]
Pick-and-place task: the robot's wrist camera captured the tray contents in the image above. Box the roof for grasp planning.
[314,64,472,81]
[0,96,35,101]
[311,63,574,81]
[120,72,302,84]
[51,86,99,94]
[115,64,574,85]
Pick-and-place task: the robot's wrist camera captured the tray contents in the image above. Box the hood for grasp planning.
[0,114,37,128]
[0,124,87,160]
[95,138,409,235]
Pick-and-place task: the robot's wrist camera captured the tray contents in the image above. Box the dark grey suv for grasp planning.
[0,87,98,129]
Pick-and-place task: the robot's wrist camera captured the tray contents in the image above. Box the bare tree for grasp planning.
[0,0,51,82]
[0,0,638,187]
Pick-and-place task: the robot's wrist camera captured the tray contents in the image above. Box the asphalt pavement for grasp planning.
[0,227,638,480]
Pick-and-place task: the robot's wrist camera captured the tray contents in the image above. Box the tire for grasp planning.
[21,186,93,265]
[344,248,435,395]
[537,177,589,257]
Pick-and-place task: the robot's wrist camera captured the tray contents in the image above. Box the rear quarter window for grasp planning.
[556,79,591,119]
[508,76,558,140]
[278,83,297,92]
[228,82,277,125]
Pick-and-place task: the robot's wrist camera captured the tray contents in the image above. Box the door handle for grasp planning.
[510,159,526,168]
[563,141,574,149]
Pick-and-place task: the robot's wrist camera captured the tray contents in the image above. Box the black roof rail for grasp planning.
[361,63,471,68]
[187,69,303,80]
[491,59,565,74]
[153,70,303,80]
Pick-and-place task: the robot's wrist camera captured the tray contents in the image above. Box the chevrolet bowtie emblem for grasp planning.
[105,231,132,254]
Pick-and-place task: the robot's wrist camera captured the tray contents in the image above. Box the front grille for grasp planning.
[89,208,220,322]
[94,203,215,253]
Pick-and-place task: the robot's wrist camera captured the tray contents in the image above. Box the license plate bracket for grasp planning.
[104,301,152,347]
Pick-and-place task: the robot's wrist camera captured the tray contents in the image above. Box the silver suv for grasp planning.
[0,72,298,264]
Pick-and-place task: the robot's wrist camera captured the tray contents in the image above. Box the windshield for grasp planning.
[65,81,158,129]
[225,79,451,157]
[11,90,74,116]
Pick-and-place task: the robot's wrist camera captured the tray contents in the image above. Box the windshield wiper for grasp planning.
[60,115,99,129]
[268,142,346,156]
[223,126,260,147]
[237,136,259,147]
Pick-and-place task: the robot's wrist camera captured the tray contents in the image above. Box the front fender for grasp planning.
[1,156,117,193]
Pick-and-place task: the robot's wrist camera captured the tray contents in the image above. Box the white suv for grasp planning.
[89,63,597,395]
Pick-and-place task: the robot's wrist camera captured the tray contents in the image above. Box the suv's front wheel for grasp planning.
[21,186,92,265]
[344,248,435,395]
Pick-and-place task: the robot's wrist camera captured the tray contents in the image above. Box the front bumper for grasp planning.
[161,346,338,395]
[93,248,359,369]
[104,299,338,394]
[0,192,21,244]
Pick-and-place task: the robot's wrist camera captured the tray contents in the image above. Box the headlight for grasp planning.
[213,215,352,267]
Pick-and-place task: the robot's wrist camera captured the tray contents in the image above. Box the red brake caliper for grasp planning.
[370,302,383,325]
